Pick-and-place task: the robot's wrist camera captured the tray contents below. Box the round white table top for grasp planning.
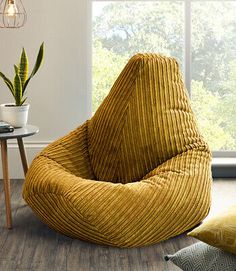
[0,125,39,140]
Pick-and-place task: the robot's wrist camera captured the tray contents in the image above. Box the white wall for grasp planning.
[0,0,91,178]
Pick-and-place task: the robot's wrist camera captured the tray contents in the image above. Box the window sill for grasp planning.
[212,157,236,167]
[212,158,236,178]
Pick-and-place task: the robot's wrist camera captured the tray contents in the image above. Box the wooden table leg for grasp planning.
[1,140,12,229]
[17,138,28,177]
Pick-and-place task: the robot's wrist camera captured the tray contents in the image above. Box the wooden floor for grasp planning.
[0,179,236,271]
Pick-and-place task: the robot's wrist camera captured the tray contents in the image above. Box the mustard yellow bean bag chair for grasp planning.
[23,54,212,247]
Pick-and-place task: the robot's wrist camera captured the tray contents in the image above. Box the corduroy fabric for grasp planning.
[89,54,208,183]
[23,54,212,247]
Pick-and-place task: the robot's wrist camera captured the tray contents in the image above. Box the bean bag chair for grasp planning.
[23,54,212,247]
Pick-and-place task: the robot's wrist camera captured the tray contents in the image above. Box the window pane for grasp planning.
[92,1,184,113]
[191,1,236,151]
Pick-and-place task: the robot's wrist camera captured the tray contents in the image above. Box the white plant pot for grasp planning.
[0,103,30,128]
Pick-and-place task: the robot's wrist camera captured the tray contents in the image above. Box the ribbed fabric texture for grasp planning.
[89,54,208,183]
[23,54,212,247]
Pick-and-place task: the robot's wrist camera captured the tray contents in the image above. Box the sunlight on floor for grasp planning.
[208,179,236,219]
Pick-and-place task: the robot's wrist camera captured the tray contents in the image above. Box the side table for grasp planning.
[0,124,39,229]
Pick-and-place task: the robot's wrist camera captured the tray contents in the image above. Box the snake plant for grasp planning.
[0,42,44,106]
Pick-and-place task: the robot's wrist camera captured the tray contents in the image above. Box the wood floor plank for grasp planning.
[0,179,235,271]
[53,237,72,271]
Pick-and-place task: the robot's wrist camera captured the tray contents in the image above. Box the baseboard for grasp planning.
[0,141,51,179]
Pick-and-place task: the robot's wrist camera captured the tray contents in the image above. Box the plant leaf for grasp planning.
[19,48,28,88]
[23,42,44,93]
[0,71,15,97]
[20,97,27,106]
[14,72,22,106]
[14,64,19,74]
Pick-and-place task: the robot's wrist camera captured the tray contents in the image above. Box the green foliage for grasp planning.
[18,48,28,89]
[191,81,235,150]
[0,71,14,97]
[0,42,44,106]
[93,2,183,62]
[14,71,22,106]
[92,40,127,113]
[23,43,44,93]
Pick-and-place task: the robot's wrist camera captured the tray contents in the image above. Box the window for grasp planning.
[92,1,236,152]
[191,1,236,151]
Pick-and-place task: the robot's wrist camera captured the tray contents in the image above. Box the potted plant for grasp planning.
[0,42,44,127]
